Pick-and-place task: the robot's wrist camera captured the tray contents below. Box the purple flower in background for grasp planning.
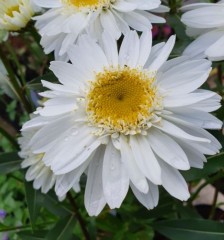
[0,210,6,220]
[2,233,9,240]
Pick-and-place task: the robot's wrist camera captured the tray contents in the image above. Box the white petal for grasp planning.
[100,10,121,40]
[130,181,159,209]
[148,35,176,71]
[120,136,149,193]
[29,114,74,152]
[164,108,222,129]
[159,161,190,201]
[138,30,152,66]
[119,30,140,67]
[158,59,211,95]
[112,1,137,12]
[103,141,129,209]
[181,6,224,28]
[84,146,106,216]
[147,128,190,170]
[154,119,210,143]
[33,0,61,8]
[129,135,162,185]
[102,31,118,66]
[123,11,152,31]
[205,34,224,61]
[43,125,102,174]
[55,160,90,197]
[183,30,224,59]
[177,140,206,168]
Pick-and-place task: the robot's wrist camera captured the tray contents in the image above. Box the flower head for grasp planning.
[181,1,224,61]
[0,0,36,31]
[33,0,169,61]
[21,31,222,216]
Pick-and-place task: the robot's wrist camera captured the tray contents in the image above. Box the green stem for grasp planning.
[0,221,55,233]
[188,172,224,204]
[5,41,26,87]
[209,187,219,219]
[0,127,19,149]
[67,192,90,240]
[0,47,32,113]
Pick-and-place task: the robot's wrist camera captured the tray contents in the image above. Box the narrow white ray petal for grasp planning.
[55,159,90,197]
[147,128,190,170]
[159,160,190,201]
[177,140,206,168]
[153,119,210,143]
[33,0,61,8]
[205,35,224,61]
[123,11,152,31]
[164,108,222,129]
[102,31,118,66]
[112,1,137,12]
[103,141,129,209]
[138,30,152,66]
[85,146,106,216]
[129,135,162,185]
[100,10,121,40]
[181,6,224,28]
[119,30,140,67]
[183,30,224,59]
[41,125,102,174]
[148,35,176,71]
[29,114,74,152]
[130,180,159,209]
[120,136,149,193]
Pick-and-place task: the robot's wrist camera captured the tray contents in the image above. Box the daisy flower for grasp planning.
[22,31,222,216]
[181,1,224,61]
[33,0,169,61]
[0,0,38,31]
[19,122,80,197]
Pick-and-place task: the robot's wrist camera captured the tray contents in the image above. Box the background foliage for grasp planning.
[0,0,223,239]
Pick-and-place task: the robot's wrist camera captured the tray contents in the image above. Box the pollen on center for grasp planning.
[5,5,20,17]
[64,0,109,8]
[86,67,158,134]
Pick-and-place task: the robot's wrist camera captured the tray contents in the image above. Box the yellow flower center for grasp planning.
[63,0,110,9]
[86,67,158,135]
[5,5,20,17]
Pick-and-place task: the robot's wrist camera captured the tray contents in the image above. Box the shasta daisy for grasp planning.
[33,0,169,61]
[22,31,222,216]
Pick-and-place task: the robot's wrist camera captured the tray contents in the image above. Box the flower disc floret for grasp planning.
[62,0,110,10]
[87,67,159,135]
[0,0,34,31]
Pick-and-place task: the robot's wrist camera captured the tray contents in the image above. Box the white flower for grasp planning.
[181,1,224,61]
[19,121,80,197]
[0,0,37,31]
[33,0,169,61]
[22,31,222,216]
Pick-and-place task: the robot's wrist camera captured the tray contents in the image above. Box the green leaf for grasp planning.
[46,215,77,240]
[24,181,45,229]
[167,14,189,41]
[42,191,71,217]
[17,230,48,240]
[182,152,224,181]
[26,72,58,91]
[153,219,224,240]
[0,152,21,174]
